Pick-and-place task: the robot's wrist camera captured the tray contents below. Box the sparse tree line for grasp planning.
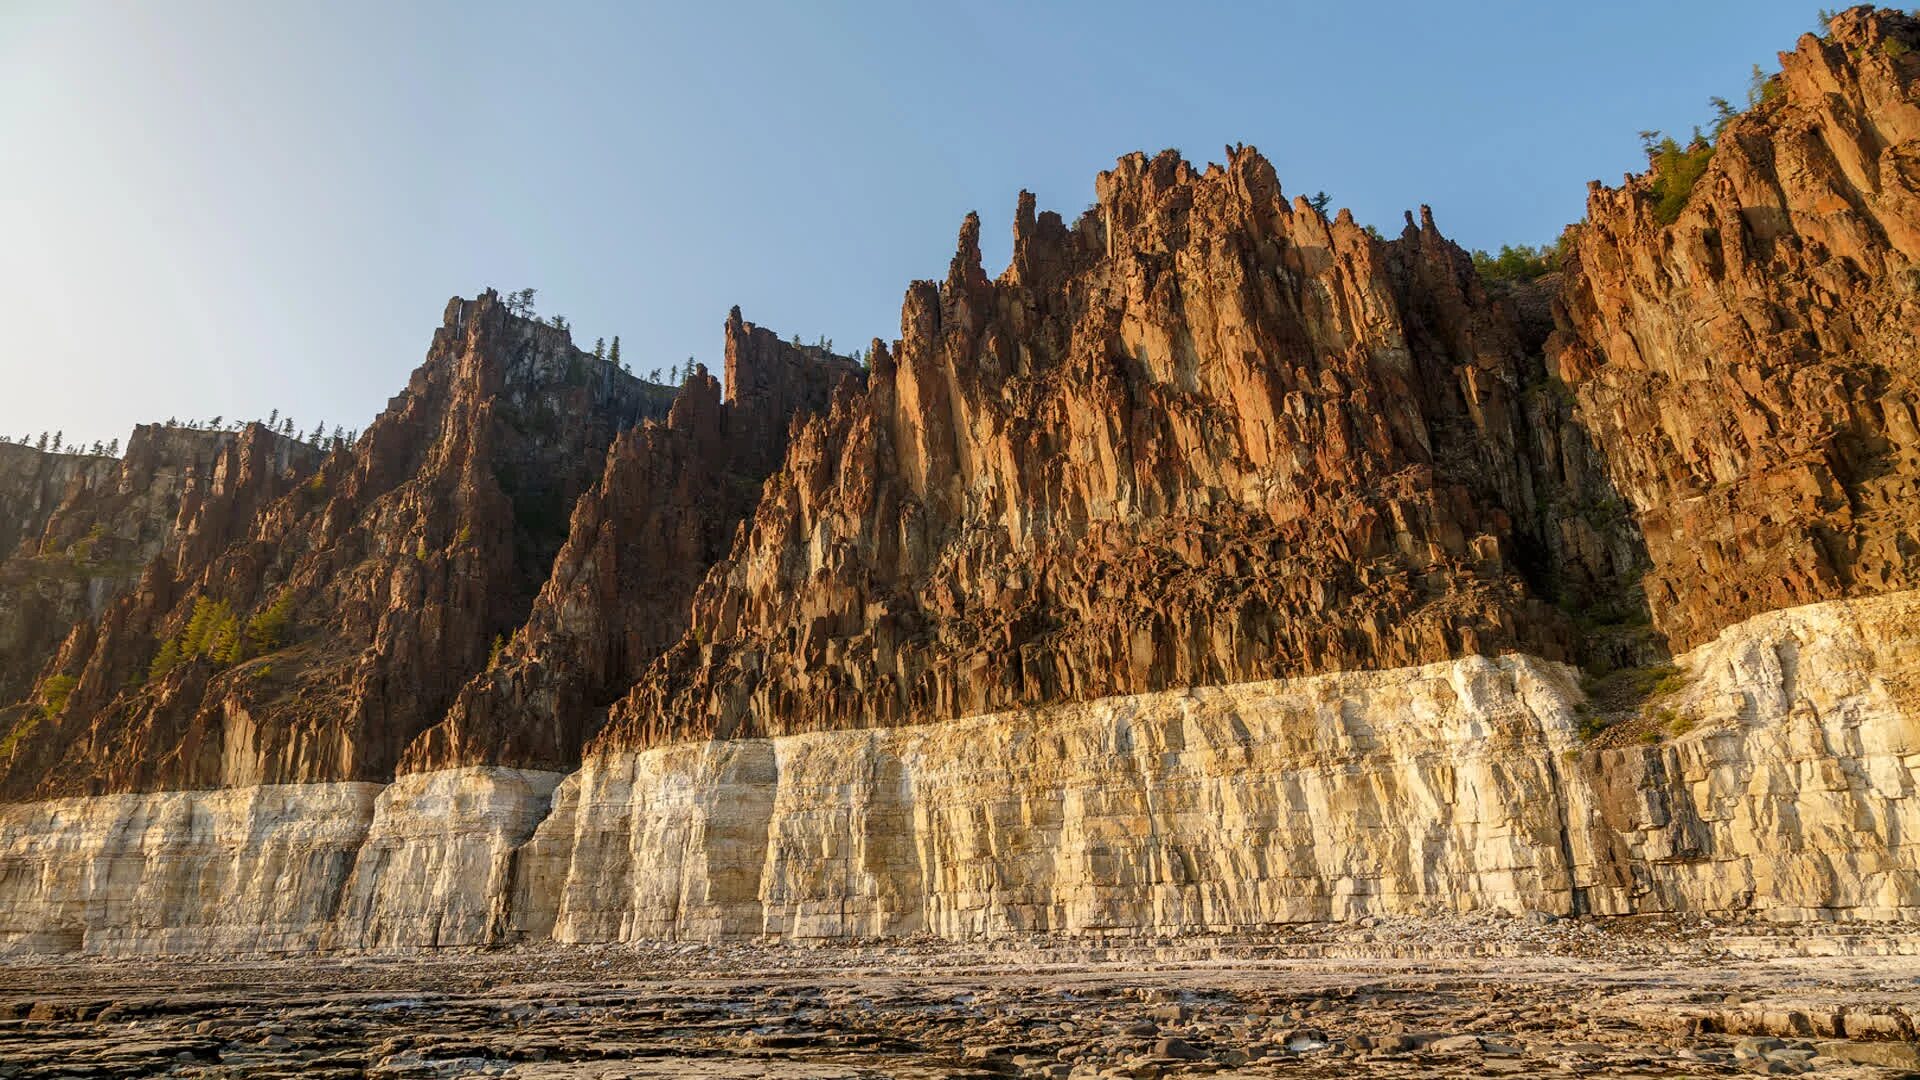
[0,431,118,457]
[500,286,888,385]
[496,286,654,381]
[1469,48,1816,284]
[1,412,360,459]
[146,590,294,682]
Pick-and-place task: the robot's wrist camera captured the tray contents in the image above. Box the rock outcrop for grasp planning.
[0,590,1911,953]
[1553,7,1920,650]
[0,293,673,800]
[398,312,861,774]
[601,158,1641,752]
[2,9,1920,955]
[0,426,320,711]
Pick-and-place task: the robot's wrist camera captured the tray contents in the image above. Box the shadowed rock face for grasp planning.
[595,151,1643,751]
[0,426,321,711]
[0,292,675,799]
[399,312,862,774]
[1553,8,1920,651]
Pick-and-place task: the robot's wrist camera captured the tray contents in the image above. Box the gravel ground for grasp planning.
[1,915,1916,1078]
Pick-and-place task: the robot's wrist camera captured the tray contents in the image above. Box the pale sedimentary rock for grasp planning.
[328,766,564,949]
[1575,591,1920,919]
[0,781,379,954]
[0,594,1911,954]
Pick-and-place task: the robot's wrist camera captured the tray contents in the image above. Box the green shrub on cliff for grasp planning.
[147,591,297,683]
[40,674,76,716]
[1641,130,1714,225]
[243,591,296,655]
[1470,242,1563,283]
[148,637,181,681]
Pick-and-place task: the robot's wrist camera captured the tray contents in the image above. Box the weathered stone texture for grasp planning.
[399,312,860,774]
[1553,8,1920,649]
[0,593,1911,954]
[0,292,673,800]
[602,153,1637,753]
[0,426,320,713]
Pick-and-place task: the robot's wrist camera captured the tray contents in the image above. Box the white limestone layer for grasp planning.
[0,591,1913,954]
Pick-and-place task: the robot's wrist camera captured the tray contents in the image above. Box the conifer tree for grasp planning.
[107,438,119,456]
[609,336,621,369]
[593,337,606,361]
[148,637,181,682]
[50,432,62,453]
[34,433,47,451]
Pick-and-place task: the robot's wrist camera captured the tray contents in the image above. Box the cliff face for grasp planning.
[0,427,320,710]
[0,444,118,563]
[0,292,673,799]
[398,313,861,774]
[1,589,1912,954]
[2,10,1920,954]
[1553,7,1920,650]
[597,154,1642,751]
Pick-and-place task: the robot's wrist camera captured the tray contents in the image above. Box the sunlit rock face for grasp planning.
[4,10,1920,957]
[597,153,1638,755]
[1552,8,1920,651]
[0,592,1913,954]
[0,292,676,801]
[0,425,321,711]
[399,312,861,777]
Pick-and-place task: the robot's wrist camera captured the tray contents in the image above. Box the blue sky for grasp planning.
[1,1,1821,449]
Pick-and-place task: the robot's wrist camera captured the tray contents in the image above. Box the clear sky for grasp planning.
[1,1,1821,450]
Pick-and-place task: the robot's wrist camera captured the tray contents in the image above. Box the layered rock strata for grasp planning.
[4,9,1920,956]
[0,592,1910,954]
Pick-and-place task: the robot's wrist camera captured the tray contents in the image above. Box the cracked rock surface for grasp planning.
[1,920,1916,1079]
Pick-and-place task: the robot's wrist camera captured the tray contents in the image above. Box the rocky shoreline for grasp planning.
[3,918,1916,1078]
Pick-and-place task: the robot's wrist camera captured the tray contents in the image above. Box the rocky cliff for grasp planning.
[398,311,862,774]
[0,589,1910,953]
[1553,6,1920,650]
[0,9,1917,953]
[0,292,673,799]
[600,160,1641,751]
[0,426,320,712]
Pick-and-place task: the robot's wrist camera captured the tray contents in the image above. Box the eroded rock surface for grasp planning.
[4,8,1920,961]
[1553,8,1920,649]
[0,425,321,731]
[0,292,674,800]
[400,312,861,774]
[0,927,1915,1079]
[0,593,1911,954]
[603,155,1638,752]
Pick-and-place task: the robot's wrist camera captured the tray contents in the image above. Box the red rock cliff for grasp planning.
[0,426,320,710]
[596,148,1643,751]
[398,311,861,773]
[0,292,673,798]
[1552,7,1920,650]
